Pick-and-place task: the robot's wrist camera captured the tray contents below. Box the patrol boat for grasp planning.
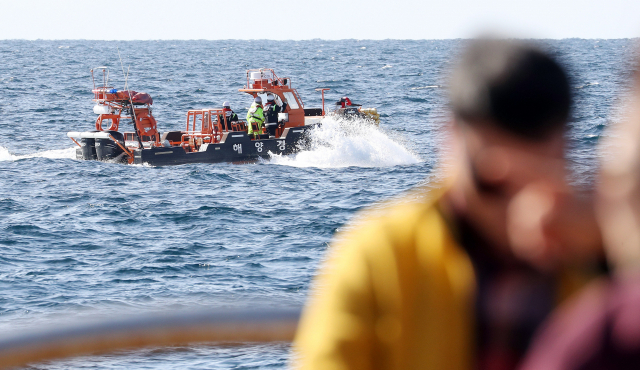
[67,68,344,166]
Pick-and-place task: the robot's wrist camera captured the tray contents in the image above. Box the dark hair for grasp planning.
[450,39,571,140]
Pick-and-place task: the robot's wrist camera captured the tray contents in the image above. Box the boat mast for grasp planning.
[118,48,144,149]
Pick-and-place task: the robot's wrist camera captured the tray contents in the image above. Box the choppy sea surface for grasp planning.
[0,39,638,369]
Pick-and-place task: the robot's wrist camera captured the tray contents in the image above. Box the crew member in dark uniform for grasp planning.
[219,101,239,131]
[263,93,287,137]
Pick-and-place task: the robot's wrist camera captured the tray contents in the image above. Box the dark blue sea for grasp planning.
[0,39,638,369]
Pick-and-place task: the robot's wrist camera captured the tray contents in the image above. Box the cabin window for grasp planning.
[257,93,284,106]
[187,114,195,132]
[282,92,299,109]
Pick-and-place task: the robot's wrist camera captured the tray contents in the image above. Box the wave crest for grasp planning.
[0,146,76,161]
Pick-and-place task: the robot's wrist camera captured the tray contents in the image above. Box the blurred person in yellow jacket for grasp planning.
[293,39,603,370]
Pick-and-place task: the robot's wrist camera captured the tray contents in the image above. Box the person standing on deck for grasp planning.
[246,96,264,139]
[263,93,287,137]
[219,101,238,131]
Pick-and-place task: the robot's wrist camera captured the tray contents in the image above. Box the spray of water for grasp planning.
[0,146,77,162]
[268,116,420,168]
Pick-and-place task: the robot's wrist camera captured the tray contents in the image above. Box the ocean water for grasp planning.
[0,39,637,369]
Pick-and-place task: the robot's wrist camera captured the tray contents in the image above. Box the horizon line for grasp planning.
[0,37,638,42]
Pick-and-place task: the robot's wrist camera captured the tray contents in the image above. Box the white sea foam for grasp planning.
[0,146,76,161]
[410,85,440,90]
[268,116,420,168]
[576,82,600,89]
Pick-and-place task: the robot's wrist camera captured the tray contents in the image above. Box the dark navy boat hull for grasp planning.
[75,126,312,166]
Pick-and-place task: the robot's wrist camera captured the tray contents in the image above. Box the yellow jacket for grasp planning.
[246,102,264,135]
[293,188,476,370]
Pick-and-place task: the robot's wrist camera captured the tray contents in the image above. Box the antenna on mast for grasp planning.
[117,47,144,149]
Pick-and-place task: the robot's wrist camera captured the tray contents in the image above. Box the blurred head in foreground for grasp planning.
[450,38,571,140]
[444,38,584,268]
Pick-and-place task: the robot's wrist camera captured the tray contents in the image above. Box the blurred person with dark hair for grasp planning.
[519,63,640,370]
[293,39,602,370]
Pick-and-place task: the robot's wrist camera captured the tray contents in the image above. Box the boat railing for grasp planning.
[291,88,304,109]
[180,132,224,150]
[91,67,110,91]
[0,308,300,369]
[185,109,225,135]
[245,68,288,89]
